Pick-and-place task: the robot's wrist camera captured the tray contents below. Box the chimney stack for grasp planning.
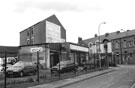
[95,34,98,37]
[78,37,82,44]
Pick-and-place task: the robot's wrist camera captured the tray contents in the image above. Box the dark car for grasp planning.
[6,61,37,77]
[51,60,78,75]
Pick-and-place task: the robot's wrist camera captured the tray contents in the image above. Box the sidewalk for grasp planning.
[28,67,117,88]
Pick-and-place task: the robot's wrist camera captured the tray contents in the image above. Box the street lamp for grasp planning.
[98,22,106,70]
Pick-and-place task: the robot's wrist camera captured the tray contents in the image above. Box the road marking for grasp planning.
[130,82,135,88]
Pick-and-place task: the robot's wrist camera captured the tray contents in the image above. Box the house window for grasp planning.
[31,27,33,34]
[95,41,100,52]
[27,30,30,36]
[27,39,30,45]
[115,41,119,49]
[134,38,135,46]
[128,41,132,47]
[31,37,34,44]
[88,42,93,48]
[123,40,127,48]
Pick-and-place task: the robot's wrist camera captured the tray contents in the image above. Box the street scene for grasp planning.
[1,0,135,88]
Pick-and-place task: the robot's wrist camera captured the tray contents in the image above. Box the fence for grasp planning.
[0,51,112,88]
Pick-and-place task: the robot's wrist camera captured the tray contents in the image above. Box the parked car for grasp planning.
[7,57,17,65]
[0,65,4,73]
[6,61,37,77]
[51,60,78,75]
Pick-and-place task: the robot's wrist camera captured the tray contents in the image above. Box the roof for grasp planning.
[0,46,19,53]
[20,14,66,33]
[82,29,135,45]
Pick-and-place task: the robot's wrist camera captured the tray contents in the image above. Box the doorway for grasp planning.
[50,52,59,68]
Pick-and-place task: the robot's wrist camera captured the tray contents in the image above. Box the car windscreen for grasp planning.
[56,62,67,66]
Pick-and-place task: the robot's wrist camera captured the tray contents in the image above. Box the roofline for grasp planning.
[19,43,60,47]
[20,14,56,33]
[0,46,19,48]
[19,42,88,48]
[112,34,135,40]
[83,30,135,42]
[67,42,88,48]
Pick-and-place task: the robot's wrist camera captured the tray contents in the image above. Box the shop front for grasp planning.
[63,43,89,66]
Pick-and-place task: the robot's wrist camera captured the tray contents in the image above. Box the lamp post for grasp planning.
[98,22,106,70]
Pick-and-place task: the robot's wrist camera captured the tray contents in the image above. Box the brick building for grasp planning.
[112,30,135,64]
[19,14,66,68]
[79,29,135,65]
[79,33,114,66]
[20,14,66,46]
[19,14,88,68]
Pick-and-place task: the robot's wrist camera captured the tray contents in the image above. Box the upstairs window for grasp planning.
[27,29,30,36]
[115,41,119,49]
[30,27,33,34]
[31,37,34,45]
[133,40,135,46]
[27,39,30,45]
[88,42,93,48]
[123,40,127,48]
[128,41,132,47]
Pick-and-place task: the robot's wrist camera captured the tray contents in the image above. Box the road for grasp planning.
[60,65,135,88]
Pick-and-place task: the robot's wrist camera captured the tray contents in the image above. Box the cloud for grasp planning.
[14,1,103,13]
[14,1,82,13]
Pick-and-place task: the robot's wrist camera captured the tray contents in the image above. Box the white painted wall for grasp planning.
[88,42,112,54]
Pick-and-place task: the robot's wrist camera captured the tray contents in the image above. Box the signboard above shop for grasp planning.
[30,47,43,52]
[70,44,88,52]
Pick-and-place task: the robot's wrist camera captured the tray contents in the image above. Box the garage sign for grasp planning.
[30,47,43,52]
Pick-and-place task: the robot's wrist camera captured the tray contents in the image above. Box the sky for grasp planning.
[1,0,135,46]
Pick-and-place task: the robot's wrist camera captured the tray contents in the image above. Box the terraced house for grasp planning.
[79,29,135,65]
[112,30,135,64]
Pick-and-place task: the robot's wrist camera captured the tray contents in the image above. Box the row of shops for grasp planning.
[18,43,89,69]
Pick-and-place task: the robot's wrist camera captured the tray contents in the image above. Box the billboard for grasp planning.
[46,21,65,43]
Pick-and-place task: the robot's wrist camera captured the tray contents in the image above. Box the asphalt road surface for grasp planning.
[61,65,135,88]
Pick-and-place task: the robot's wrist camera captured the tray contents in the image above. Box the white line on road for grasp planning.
[130,82,135,88]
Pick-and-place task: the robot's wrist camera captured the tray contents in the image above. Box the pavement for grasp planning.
[28,67,117,88]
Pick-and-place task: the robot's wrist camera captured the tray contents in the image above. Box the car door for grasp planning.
[66,63,74,71]
[23,62,32,74]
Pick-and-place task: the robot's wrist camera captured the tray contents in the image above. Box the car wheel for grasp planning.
[20,72,24,77]
[12,61,15,65]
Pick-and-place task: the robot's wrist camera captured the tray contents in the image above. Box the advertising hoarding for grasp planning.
[46,21,65,43]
